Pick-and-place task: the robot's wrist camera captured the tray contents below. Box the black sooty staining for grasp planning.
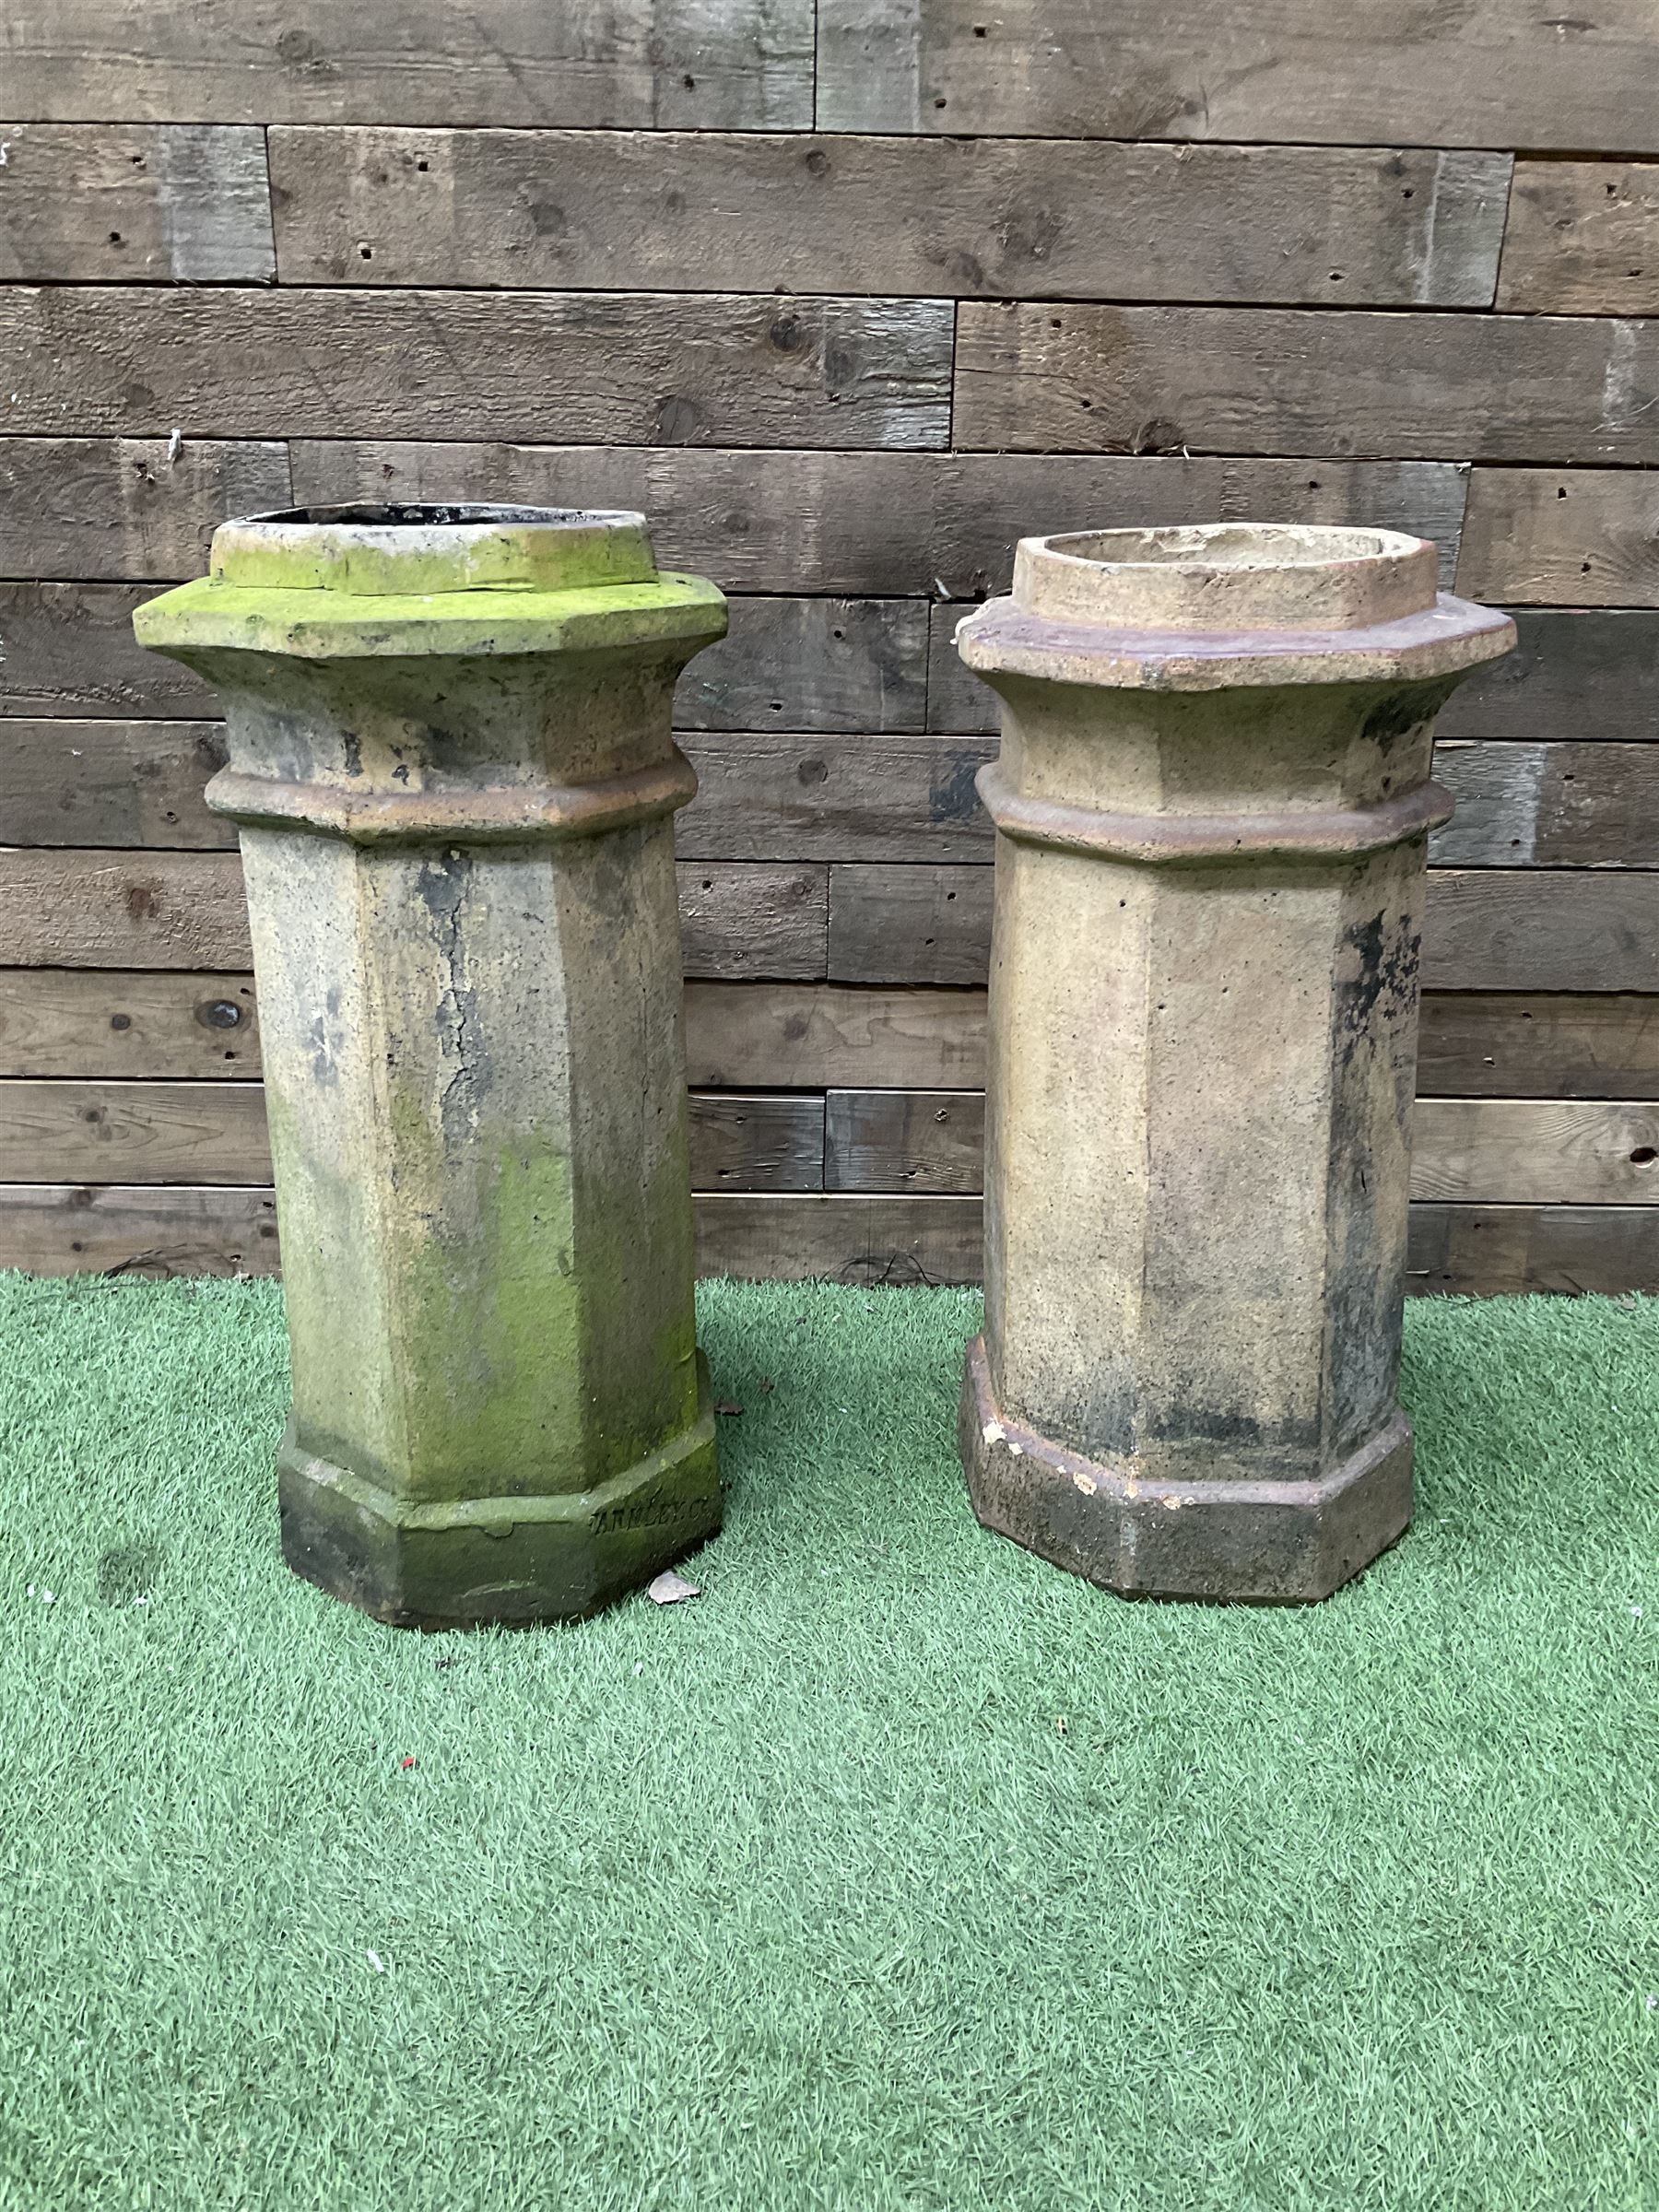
[1324,908,1421,1438]
[1335,911,1421,1066]
[930,749,988,827]
[1361,677,1458,753]
[1143,1401,1318,1453]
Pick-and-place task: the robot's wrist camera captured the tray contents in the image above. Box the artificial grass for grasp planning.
[0,1277,1656,2212]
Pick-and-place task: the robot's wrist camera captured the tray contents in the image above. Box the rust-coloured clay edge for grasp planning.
[959,1335,1413,1604]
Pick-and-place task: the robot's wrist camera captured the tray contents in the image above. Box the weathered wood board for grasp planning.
[4,972,1654,1103]
[270,127,1510,307]
[815,0,1659,155]
[4,6,1656,1297]
[0,1080,276,1184]
[0,587,928,733]
[1497,161,1659,316]
[0,1183,284,1277]
[822,1088,1659,1206]
[1406,1205,1659,1295]
[25,721,1653,871]
[826,1088,983,1194]
[678,603,929,735]
[1458,472,1659,609]
[0,441,291,582]
[825,865,1659,993]
[4,722,231,848]
[680,736,993,861]
[1438,612,1659,744]
[0,972,265,1080]
[952,304,1659,465]
[0,585,214,719]
[1,0,816,130]
[0,1080,828,1192]
[3,1183,1653,1295]
[0,851,831,981]
[288,443,1468,599]
[1429,743,1659,868]
[0,288,954,447]
[0,124,276,282]
[684,982,991,1091]
[828,865,994,987]
[1416,994,1659,1101]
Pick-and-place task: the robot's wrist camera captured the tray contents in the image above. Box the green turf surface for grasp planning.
[1,1275,1656,2210]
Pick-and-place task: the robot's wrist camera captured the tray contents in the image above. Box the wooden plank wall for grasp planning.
[2,0,1657,1292]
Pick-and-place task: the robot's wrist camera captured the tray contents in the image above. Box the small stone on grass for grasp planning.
[646,1571,701,1606]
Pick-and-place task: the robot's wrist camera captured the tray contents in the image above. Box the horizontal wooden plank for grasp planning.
[684,603,927,735]
[1457,471,1659,609]
[688,1093,824,1192]
[1430,742,1659,867]
[679,735,990,861]
[0,289,952,449]
[0,971,991,1088]
[13,853,1644,997]
[0,123,274,282]
[0,1183,283,1276]
[823,1089,1659,1206]
[827,866,1659,993]
[0,585,209,719]
[1417,994,1659,1100]
[1422,872,1659,993]
[271,127,1509,310]
[624,725,1659,877]
[1497,161,1659,317]
[3,1183,1653,1294]
[695,1193,982,1285]
[1,0,814,129]
[933,606,1659,742]
[46,719,1655,875]
[1440,610,1659,745]
[816,0,1658,154]
[695,988,1659,1101]
[4,724,980,853]
[0,972,263,1078]
[0,851,256,970]
[2,721,229,848]
[0,441,291,582]
[0,1081,827,1193]
[952,304,1659,465]
[0,1081,274,1184]
[1411,1100,1659,1206]
[0,851,829,980]
[826,1088,982,1194]
[684,982,987,1091]
[294,444,946,598]
[921,456,1466,600]
[0,588,927,733]
[1406,1205,1659,1295]
[289,444,1468,600]
[0,1184,975,1284]
[829,864,993,987]
[5,973,1653,1102]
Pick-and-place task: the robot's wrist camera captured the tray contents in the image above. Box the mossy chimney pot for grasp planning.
[134,503,728,1626]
